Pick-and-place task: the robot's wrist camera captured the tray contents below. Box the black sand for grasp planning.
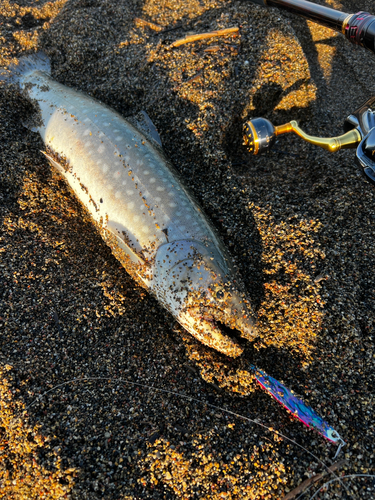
[0,0,374,498]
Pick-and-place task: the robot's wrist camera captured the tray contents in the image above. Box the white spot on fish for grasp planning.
[169,202,177,208]
[98,145,105,154]
[104,122,110,127]
[114,129,120,133]
[143,170,150,175]
[102,164,109,173]
[122,180,127,186]
[85,141,92,147]
[155,197,161,202]
[115,136,122,141]
[156,186,165,191]
[115,191,122,199]
[84,118,90,123]
[149,177,156,183]
[126,190,134,196]
[114,171,121,179]
[83,129,91,136]
[127,202,134,209]
[98,132,105,138]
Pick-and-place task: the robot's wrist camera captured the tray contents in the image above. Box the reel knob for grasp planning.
[243,117,277,155]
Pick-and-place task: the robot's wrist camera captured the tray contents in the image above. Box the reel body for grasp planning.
[345,98,375,184]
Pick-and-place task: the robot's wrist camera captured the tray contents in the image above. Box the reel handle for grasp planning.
[243,96,375,185]
[243,118,361,155]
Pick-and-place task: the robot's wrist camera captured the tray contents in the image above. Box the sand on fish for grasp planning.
[0,0,374,498]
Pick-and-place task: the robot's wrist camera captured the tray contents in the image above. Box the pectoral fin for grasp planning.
[41,150,66,175]
[106,221,145,266]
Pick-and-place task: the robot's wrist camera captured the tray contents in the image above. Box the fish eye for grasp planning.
[215,290,225,300]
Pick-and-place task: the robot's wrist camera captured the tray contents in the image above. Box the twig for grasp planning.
[281,460,348,500]
[154,23,183,35]
[204,45,221,52]
[173,71,203,91]
[185,71,203,84]
[134,18,163,32]
[169,27,239,48]
[308,474,375,500]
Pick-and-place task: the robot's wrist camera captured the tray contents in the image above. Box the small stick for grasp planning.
[281,460,348,500]
[185,71,203,84]
[204,45,221,52]
[134,18,164,32]
[169,27,239,48]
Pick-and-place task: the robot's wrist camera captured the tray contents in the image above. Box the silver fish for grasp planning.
[1,52,257,357]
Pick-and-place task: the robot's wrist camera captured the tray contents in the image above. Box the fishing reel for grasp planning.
[243,96,375,185]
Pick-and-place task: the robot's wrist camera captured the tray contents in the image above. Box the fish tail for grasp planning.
[0,51,51,88]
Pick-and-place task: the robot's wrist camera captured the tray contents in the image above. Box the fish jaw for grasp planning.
[150,239,257,357]
[178,284,257,357]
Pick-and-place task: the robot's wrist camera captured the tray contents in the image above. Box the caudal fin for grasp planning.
[0,51,51,87]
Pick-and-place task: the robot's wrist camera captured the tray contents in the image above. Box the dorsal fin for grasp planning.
[128,111,162,148]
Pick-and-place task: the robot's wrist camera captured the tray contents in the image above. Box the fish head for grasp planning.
[151,240,257,357]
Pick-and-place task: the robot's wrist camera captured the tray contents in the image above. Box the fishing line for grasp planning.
[27,376,348,492]
[307,474,375,500]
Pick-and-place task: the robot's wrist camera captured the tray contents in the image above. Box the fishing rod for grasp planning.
[250,0,375,48]
[243,0,375,185]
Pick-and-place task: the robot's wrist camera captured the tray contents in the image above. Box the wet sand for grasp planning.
[0,0,374,498]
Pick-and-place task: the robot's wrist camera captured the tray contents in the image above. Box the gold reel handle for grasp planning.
[283,120,361,153]
[243,117,362,155]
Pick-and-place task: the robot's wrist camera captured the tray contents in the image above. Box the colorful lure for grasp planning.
[250,365,345,447]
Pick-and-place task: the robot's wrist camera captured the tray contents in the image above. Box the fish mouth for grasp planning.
[178,304,257,358]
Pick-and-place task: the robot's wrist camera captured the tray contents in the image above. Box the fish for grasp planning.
[1,54,347,447]
[0,52,257,357]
